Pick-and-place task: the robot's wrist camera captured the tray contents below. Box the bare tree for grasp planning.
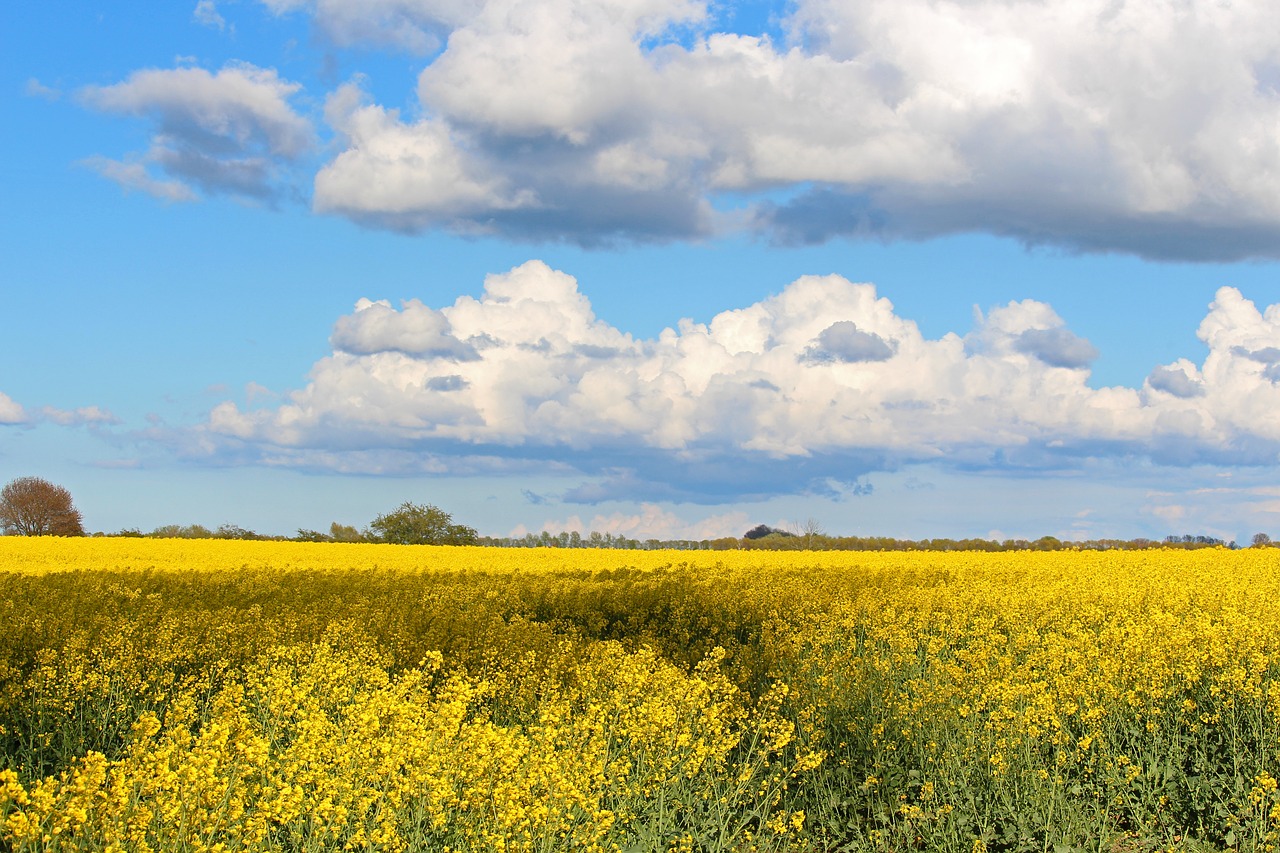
[0,477,85,536]
[800,518,825,550]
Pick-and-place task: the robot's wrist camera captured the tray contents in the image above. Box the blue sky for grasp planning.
[3,0,1279,542]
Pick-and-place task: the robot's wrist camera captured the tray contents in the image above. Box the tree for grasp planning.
[0,477,85,536]
[329,522,365,543]
[1254,533,1273,548]
[800,518,825,550]
[216,523,263,540]
[367,501,477,546]
[149,524,213,539]
[743,524,794,541]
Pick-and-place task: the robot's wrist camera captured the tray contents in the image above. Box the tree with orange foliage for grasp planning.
[0,477,85,536]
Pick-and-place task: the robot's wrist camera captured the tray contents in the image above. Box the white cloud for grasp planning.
[803,321,895,364]
[81,63,311,201]
[193,0,227,30]
[245,382,277,403]
[313,82,532,230]
[198,264,1280,500]
[1147,360,1204,399]
[259,0,479,53]
[0,392,27,425]
[330,296,481,359]
[0,395,122,429]
[1146,502,1188,526]
[81,156,199,202]
[1013,328,1099,369]
[416,0,705,142]
[1143,482,1280,541]
[281,0,1280,256]
[520,503,750,540]
[24,78,60,101]
[39,406,121,427]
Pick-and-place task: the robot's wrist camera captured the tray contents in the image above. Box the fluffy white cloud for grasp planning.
[286,0,1280,256]
[81,63,311,201]
[0,392,27,425]
[201,262,1280,500]
[313,82,533,230]
[416,0,705,141]
[330,297,481,359]
[1146,360,1204,399]
[1182,286,1280,447]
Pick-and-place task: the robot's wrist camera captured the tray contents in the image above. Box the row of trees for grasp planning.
[481,529,1275,552]
[112,503,479,547]
[0,480,474,546]
[2,476,1276,550]
[476,518,1278,551]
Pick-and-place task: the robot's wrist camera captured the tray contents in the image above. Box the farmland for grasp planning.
[2,539,1279,851]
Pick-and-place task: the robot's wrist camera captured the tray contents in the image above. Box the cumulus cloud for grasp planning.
[0,392,27,425]
[330,296,481,359]
[966,299,1100,374]
[312,75,711,243]
[313,82,535,232]
[803,321,895,363]
[1147,361,1204,399]
[1232,345,1280,382]
[257,0,1280,256]
[196,263,1280,500]
[80,63,311,201]
[1014,328,1099,369]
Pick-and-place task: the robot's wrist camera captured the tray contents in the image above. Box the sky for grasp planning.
[2,0,1279,543]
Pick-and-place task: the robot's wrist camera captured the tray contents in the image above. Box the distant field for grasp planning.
[3,539,1279,852]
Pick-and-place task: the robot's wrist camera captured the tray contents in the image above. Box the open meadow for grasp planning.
[2,539,1280,852]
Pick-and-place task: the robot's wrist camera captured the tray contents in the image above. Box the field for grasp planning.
[2,540,1280,852]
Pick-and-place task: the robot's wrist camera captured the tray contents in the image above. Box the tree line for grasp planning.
[0,483,476,546]
[119,502,480,546]
[477,529,1268,551]
[1,476,1274,550]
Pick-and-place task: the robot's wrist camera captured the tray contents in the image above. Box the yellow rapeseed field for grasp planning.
[2,538,1279,851]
